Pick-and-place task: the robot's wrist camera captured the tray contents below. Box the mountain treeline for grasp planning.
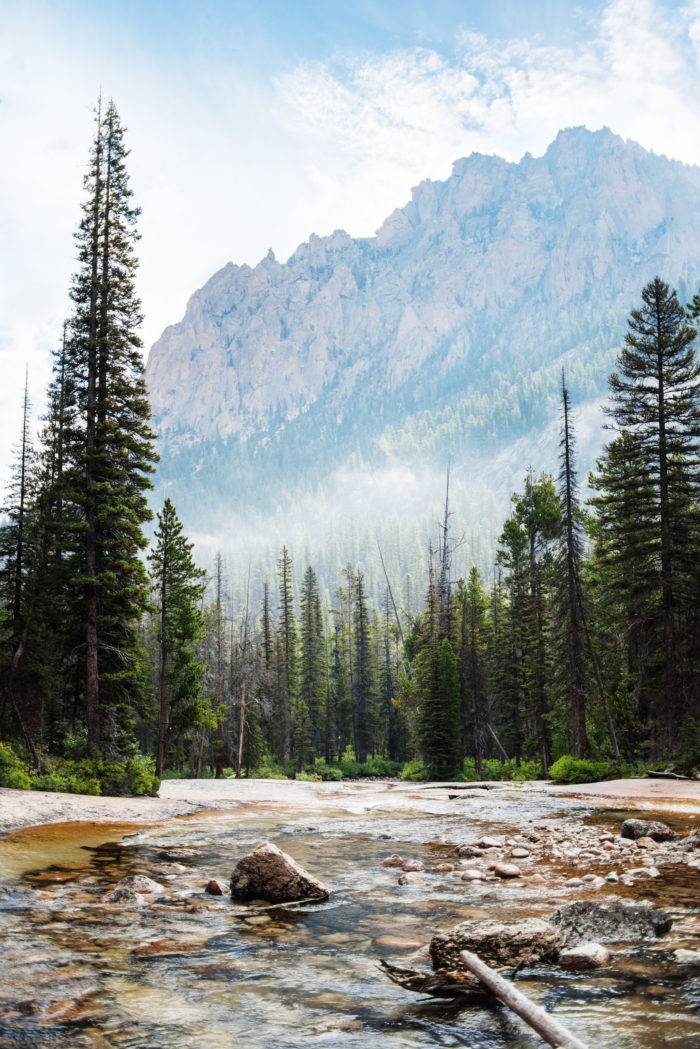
[1,102,698,794]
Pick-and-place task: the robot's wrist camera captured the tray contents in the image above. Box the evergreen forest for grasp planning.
[1,101,699,797]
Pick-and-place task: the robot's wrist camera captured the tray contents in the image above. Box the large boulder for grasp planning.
[551,900,672,944]
[620,818,675,842]
[430,918,561,969]
[230,841,330,903]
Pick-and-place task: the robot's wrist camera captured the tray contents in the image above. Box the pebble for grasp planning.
[510,848,530,859]
[461,869,485,882]
[559,942,611,970]
[493,863,521,879]
[381,855,405,868]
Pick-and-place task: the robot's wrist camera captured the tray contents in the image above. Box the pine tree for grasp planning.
[605,277,700,751]
[61,98,157,757]
[352,571,373,762]
[554,374,589,756]
[148,499,206,777]
[274,546,297,762]
[459,567,490,774]
[419,636,461,780]
[297,566,325,768]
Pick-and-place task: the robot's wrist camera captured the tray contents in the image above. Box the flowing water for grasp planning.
[0,785,698,1048]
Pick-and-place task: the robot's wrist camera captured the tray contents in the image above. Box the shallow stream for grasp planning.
[0,786,698,1047]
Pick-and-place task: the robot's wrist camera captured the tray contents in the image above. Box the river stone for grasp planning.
[620,819,675,842]
[510,848,530,858]
[456,845,483,858]
[430,918,561,969]
[493,863,521,879]
[551,900,672,945]
[205,879,225,896]
[674,948,700,968]
[559,942,611,970]
[230,841,330,903]
[381,855,406,868]
[402,860,424,872]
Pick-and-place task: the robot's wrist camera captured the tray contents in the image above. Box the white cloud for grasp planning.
[2,0,700,483]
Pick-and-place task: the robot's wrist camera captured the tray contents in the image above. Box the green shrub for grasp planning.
[549,755,613,784]
[0,741,31,790]
[31,769,101,796]
[98,754,159,796]
[400,758,430,781]
[310,759,343,781]
[253,753,289,779]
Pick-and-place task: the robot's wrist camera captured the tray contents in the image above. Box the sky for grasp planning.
[2,0,700,482]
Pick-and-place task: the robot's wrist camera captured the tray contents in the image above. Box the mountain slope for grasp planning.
[146,127,700,591]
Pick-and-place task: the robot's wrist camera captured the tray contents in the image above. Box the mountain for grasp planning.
[146,127,700,600]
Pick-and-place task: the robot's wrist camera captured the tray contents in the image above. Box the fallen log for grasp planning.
[458,950,589,1049]
[423,782,500,791]
[646,770,693,781]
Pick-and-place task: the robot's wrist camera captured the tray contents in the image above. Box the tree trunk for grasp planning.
[458,950,589,1049]
[235,681,246,778]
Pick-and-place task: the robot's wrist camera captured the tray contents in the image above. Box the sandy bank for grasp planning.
[0,776,697,834]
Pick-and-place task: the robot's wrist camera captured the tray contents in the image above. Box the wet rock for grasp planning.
[605,871,619,882]
[401,860,424,873]
[230,841,330,903]
[565,877,584,887]
[474,836,505,848]
[559,942,611,970]
[460,869,484,882]
[132,938,195,957]
[493,863,521,879]
[205,879,225,896]
[381,855,406,868]
[431,917,561,969]
[510,847,530,859]
[435,863,455,872]
[620,819,675,842]
[375,934,422,951]
[114,874,165,895]
[551,900,672,944]
[635,836,656,849]
[103,886,145,906]
[682,831,700,851]
[674,948,700,968]
[456,845,483,858]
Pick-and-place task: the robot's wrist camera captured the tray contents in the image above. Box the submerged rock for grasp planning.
[430,917,561,969]
[620,819,675,842]
[559,942,611,970]
[104,874,164,905]
[205,879,225,896]
[230,841,330,903]
[551,900,672,944]
[381,855,405,868]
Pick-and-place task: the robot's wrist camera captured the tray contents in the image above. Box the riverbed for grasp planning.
[0,780,698,1047]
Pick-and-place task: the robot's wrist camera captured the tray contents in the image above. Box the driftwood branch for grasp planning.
[458,950,589,1049]
[422,782,500,791]
[379,960,488,1001]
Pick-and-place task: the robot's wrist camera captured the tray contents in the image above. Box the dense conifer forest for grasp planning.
[1,102,699,796]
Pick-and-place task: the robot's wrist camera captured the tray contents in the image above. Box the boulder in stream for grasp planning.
[230,841,330,903]
[620,818,675,842]
[430,918,561,969]
[551,900,672,944]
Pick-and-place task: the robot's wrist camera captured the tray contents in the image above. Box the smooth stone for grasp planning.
[381,855,406,868]
[559,942,611,970]
[205,880,225,896]
[493,864,521,879]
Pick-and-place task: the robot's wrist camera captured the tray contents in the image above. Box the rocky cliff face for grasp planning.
[145,127,700,583]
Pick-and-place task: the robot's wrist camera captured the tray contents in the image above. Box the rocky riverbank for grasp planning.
[1,776,698,835]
